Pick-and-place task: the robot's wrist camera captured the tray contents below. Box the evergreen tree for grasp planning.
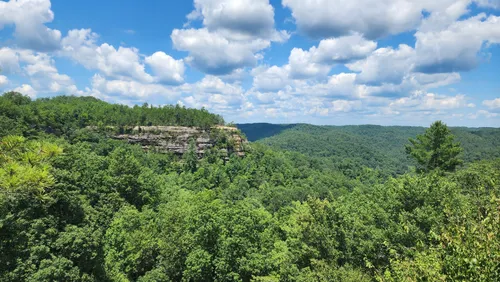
[406,121,463,173]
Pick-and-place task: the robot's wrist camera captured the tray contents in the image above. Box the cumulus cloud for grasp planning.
[20,51,72,88]
[347,44,415,85]
[0,0,61,51]
[61,29,153,83]
[0,47,20,74]
[252,65,290,91]
[483,98,500,109]
[90,74,179,102]
[282,0,426,39]
[178,75,245,113]
[0,75,8,87]
[247,90,278,105]
[475,0,500,8]
[171,28,270,75]
[282,0,500,40]
[250,35,377,82]
[288,48,332,79]
[407,73,461,90]
[189,0,281,40]
[469,109,499,119]
[293,73,364,99]
[0,48,79,95]
[331,100,362,112]
[310,35,378,64]
[173,0,288,76]
[418,0,471,32]
[0,0,497,126]
[415,14,500,73]
[13,84,37,98]
[145,52,185,85]
[389,90,471,111]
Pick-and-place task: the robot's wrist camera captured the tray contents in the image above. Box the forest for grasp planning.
[1,92,499,281]
[238,123,500,176]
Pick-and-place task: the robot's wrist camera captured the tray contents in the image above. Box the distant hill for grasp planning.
[237,123,500,175]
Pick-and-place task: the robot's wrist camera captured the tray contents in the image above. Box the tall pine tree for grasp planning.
[406,121,463,173]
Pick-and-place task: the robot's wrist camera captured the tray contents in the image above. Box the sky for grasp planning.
[0,0,500,127]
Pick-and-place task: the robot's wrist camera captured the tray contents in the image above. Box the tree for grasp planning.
[2,91,31,105]
[405,121,463,173]
[184,139,198,173]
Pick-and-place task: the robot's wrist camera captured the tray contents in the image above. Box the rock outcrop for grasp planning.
[110,126,247,158]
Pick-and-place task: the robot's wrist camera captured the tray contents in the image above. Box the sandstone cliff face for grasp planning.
[110,126,247,158]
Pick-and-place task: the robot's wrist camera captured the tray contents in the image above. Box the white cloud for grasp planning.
[282,0,421,39]
[189,0,281,40]
[90,74,179,101]
[389,91,471,111]
[145,52,185,85]
[0,0,61,51]
[218,68,247,83]
[359,72,462,98]
[93,45,153,83]
[347,44,415,85]
[21,52,58,76]
[418,0,471,32]
[483,98,500,109]
[407,73,461,90]
[0,47,82,95]
[475,0,500,8]
[415,14,500,73]
[252,65,290,92]
[13,84,37,98]
[311,35,378,64]
[0,0,496,126]
[171,28,270,75]
[293,73,365,99]
[0,48,20,74]
[17,50,77,93]
[469,109,499,119]
[331,100,362,112]
[61,29,153,83]
[173,0,288,76]
[288,48,331,79]
[250,71,362,104]
[288,35,377,79]
[282,0,499,40]
[0,75,8,87]
[248,90,277,105]
[250,35,377,82]
[179,75,245,113]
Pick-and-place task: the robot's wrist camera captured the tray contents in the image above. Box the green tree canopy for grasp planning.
[405,121,463,173]
[2,92,500,281]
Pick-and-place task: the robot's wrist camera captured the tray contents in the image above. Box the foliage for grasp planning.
[0,92,224,139]
[0,136,62,196]
[238,123,500,176]
[406,120,463,173]
[184,139,199,173]
[1,92,499,281]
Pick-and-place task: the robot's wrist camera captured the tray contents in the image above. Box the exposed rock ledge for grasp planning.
[108,126,247,158]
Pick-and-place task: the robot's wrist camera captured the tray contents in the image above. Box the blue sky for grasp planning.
[0,0,499,126]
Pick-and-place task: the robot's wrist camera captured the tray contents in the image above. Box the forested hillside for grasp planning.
[1,92,499,281]
[0,92,224,138]
[238,123,500,175]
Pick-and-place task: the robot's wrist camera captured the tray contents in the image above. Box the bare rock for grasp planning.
[108,126,247,158]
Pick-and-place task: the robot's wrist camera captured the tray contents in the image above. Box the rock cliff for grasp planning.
[110,126,247,158]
